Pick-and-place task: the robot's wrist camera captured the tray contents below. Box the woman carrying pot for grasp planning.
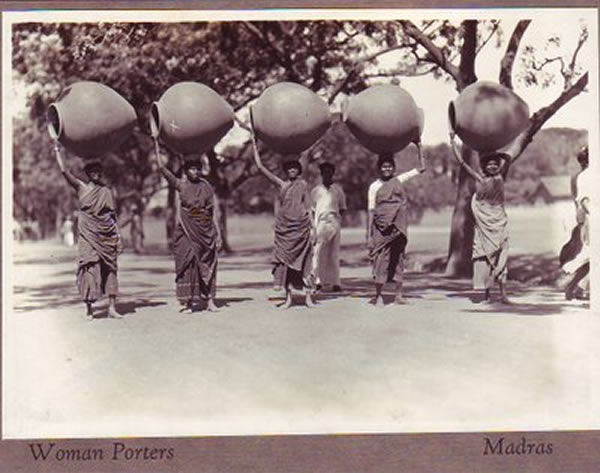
[154,147,221,313]
[450,131,511,304]
[52,141,123,320]
[249,107,315,309]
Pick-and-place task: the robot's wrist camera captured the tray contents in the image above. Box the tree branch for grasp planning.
[364,64,438,79]
[499,20,531,89]
[532,56,564,72]
[242,21,293,76]
[566,26,588,88]
[458,20,478,89]
[508,71,588,162]
[568,26,588,74]
[328,41,416,103]
[399,20,462,85]
[475,21,500,55]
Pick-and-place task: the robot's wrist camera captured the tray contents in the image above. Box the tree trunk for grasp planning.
[445,148,476,278]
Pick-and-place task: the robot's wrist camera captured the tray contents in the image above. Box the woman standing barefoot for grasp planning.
[450,132,511,304]
[367,147,426,307]
[250,108,314,309]
[154,143,221,313]
[53,141,123,320]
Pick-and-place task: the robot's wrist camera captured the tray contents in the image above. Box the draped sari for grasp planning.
[272,179,313,289]
[369,178,408,284]
[76,181,120,302]
[173,178,218,302]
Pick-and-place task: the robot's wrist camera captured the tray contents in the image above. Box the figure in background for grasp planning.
[61,216,75,247]
[367,147,426,306]
[450,131,510,304]
[560,146,590,300]
[53,141,123,319]
[129,203,145,254]
[72,211,79,243]
[311,162,347,293]
[155,145,221,313]
[250,108,314,309]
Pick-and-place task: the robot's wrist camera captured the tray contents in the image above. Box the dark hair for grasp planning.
[282,159,302,174]
[319,162,335,174]
[183,158,203,170]
[377,154,395,169]
[479,152,509,166]
[83,161,102,176]
[577,146,588,164]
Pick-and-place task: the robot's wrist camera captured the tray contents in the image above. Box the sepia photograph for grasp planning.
[2,5,599,446]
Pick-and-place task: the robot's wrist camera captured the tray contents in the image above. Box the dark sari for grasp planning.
[76,182,120,302]
[369,179,408,284]
[272,179,312,289]
[173,178,218,302]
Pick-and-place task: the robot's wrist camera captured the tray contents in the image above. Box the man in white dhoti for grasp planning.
[311,163,347,292]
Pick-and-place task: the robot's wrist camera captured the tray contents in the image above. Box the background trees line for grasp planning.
[12,18,590,275]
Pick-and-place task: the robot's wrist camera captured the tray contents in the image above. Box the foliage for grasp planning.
[11,20,373,238]
[11,18,590,261]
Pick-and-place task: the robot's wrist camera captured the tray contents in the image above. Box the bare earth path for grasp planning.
[4,213,599,438]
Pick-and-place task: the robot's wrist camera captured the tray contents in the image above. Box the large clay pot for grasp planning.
[342,84,423,154]
[252,82,331,154]
[151,82,234,155]
[449,81,530,152]
[47,81,137,159]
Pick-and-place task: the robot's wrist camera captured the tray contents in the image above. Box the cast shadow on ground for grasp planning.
[339,273,471,296]
[217,261,273,272]
[120,266,173,275]
[462,301,587,316]
[14,253,75,266]
[215,297,254,309]
[14,299,81,313]
[224,247,273,258]
[424,252,564,285]
[116,298,168,315]
[14,281,81,312]
[218,280,274,290]
[14,282,168,313]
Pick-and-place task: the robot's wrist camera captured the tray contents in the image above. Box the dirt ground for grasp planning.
[4,207,599,438]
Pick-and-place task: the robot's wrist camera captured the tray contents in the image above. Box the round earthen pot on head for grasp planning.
[47,81,137,159]
[151,82,234,155]
[252,82,331,155]
[448,81,530,152]
[342,84,424,154]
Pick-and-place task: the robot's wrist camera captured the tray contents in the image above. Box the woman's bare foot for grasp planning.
[85,303,94,320]
[305,293,315,308]
[107,308,123,319]
[394,295,408,305]
[207,298,219,312]
[107,297,122,318]
[179,302,193,313]
[280,292,293,309]
[368,295,385,307]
